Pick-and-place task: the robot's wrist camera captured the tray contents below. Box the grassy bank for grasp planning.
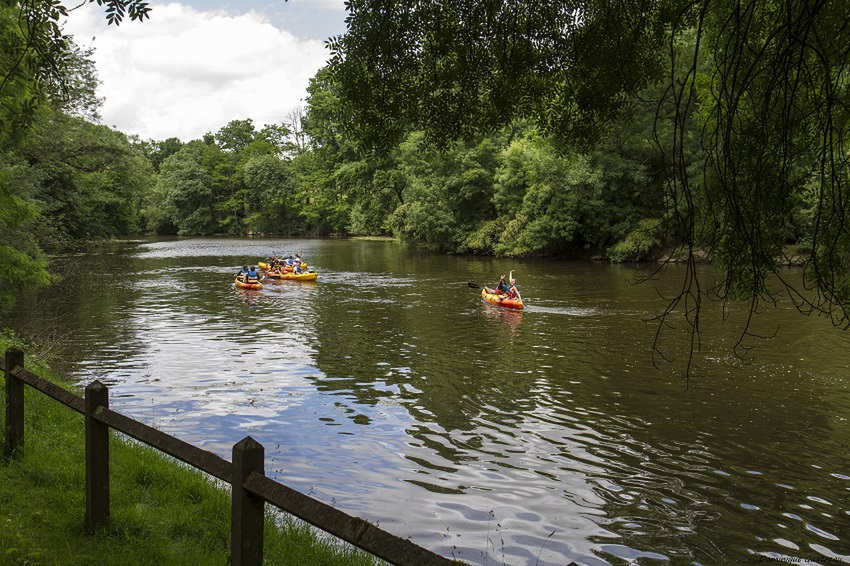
[0,331,378,566]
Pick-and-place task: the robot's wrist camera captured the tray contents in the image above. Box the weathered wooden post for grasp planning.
[4,347,25,460]
[231,436,265,566]
[85,380,110,531]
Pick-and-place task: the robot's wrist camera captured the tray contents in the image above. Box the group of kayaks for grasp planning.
[236,256,525,310]
[257,262,318,281]
[234,259,317,290]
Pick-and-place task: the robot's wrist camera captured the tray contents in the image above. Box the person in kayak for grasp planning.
[484,274,510,296]
[236,264,250,281]
[247,266,261,284]
[506,271,522,301]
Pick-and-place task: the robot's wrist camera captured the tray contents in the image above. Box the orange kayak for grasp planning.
[481,288,523,309]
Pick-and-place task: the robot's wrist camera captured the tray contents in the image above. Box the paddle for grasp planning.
[469,281,498,296]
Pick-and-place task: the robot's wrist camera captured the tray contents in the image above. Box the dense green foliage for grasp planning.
[0,0,150,305]
[3,0,850,340]
[327,0,850,332]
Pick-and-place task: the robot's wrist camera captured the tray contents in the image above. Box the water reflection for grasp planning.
[3,237,850,565]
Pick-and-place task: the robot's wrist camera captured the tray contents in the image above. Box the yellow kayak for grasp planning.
[273,271,317,281]
[235,277,263,290]
[481,288,523,309]
[259,261,308,272]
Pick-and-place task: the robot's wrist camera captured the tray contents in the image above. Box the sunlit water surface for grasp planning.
[4,238,850,565]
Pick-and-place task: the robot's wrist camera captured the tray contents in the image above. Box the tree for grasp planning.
[258,123,293,158]
[137,137,184,172]
[283,106,309,157]
[243,154,293,232]
[215,119,257,152]
[329,0,850,372]
[0,0,150,306]
[21,112,153,248]
[157,148,216,235]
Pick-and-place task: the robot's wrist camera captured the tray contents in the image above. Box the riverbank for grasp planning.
[0,330,378,566]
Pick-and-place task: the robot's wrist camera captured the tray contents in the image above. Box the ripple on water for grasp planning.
[804,523,839,541]
[600,544,669,562]
[11,239,850,566]
[774,538,799,550]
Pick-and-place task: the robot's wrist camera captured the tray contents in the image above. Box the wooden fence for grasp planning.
[2,347,456,566]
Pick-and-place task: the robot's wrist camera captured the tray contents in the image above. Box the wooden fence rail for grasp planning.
[2,348,456,566]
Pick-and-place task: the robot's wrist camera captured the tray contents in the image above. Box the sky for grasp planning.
[62,0,349,142]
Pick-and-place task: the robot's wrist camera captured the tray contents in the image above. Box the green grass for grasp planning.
[1,330,379,566]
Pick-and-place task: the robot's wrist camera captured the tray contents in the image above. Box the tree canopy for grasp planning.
[328,0,850,366]
[0,0,150,304]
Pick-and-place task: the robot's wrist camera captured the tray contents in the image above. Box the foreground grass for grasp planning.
[0,331,378,566]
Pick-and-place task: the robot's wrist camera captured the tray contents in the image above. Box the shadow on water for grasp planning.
[3,237,850,565]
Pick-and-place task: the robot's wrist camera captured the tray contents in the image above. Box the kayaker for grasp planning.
[485,274,510,296]
[506,271,522,301]
[247,266,261,283]
[236,264,249,281]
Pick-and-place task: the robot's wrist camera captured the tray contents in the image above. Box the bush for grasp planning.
[608,218,664,262]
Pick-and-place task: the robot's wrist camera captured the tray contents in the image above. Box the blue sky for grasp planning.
[180,0,348,40]
[63,0,349,141]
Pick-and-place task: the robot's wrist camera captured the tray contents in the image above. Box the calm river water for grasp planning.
[3,237,850,565]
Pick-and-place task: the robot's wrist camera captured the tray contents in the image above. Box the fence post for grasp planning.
[4,348,25,460]
[231,436,265,566]
[85,380,110,531]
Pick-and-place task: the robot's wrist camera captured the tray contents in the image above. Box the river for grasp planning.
[3,237,849,565]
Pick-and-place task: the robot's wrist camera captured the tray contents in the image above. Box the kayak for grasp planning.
[481,288,523,310]
[235,277,263,290]
[259,261,308,272]
[273,271,317,281]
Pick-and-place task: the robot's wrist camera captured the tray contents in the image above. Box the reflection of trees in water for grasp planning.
[5,243,145,362]
[7,239,848,565]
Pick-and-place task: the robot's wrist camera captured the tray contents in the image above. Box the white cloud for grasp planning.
[63,2,334,141]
